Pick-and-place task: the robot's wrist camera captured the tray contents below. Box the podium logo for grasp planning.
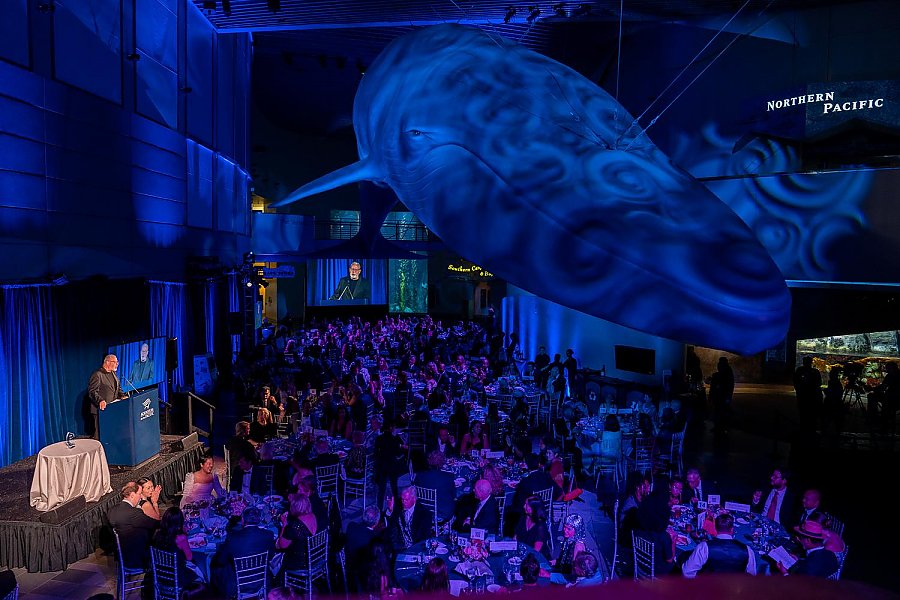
[140,398,155,421]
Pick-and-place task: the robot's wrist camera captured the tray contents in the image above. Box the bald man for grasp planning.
[456,479,501,535]
[799,489,823,525]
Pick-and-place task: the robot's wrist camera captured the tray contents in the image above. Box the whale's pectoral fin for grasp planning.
[271,159,382,207]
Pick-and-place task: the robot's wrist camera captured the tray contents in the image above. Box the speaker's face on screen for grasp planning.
[140,344,149,361]
[349,263,362,280]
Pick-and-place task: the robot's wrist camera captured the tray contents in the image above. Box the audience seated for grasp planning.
[454,479,500,535]
[136,477,162,520]
[211,506,277,598]
[387,486,434,551]
[420,557,450,594]
[250,407,278,444]
[414,451,457,523]
[514,496,551,560]
[180,454,225,509]
[682,512,756,577]
[150,507,205,594]
[777,519,839,577]
[108,481,160,570]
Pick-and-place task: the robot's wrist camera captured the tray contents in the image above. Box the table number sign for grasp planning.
[471,528,486,541]
[490,541,517,552]
[707,495,720,506]
[724,501,751,513]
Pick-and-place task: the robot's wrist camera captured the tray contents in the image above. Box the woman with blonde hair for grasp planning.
[250,407,277,443]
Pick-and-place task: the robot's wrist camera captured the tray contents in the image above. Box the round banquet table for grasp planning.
[29,439,113,511]
[394,537,552,593]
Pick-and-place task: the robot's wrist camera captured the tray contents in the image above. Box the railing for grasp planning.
[313,218,434,241]
[187,392,215,443]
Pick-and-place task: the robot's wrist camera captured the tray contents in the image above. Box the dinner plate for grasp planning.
[454,478,467,487]
[436,547,449,555]
[487,584,501,593]
[337,450,348,458]
[507,557,523,566]
[264,495,284,504]
[187,535,208,549]
[736,517,750,525]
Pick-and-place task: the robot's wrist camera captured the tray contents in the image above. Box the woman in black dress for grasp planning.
[277,495,319,572]
[514,496,551,560]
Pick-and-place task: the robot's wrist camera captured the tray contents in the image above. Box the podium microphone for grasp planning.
[121,373,137,398]
[337,285,351,300]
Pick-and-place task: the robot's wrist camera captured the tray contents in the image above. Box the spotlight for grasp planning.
[526,6,541,23]
[503,6,516,23]
[243,251,254,263]
[245,279,254,288]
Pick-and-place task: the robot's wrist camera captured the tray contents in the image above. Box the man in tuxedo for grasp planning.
[345,505,386,592]
[87,354,127,439]
[413,451,457,524]
[682,467,719,506]
[212,506,276,598]
[107,481,159,569]
[227,421,257,477]
[387,486,434,551]
[751,467,798,529]
[330,261,371,301]
[455,479,500,535]
[233,455,275,496]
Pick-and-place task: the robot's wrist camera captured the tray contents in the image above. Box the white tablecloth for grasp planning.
[29,439,113,511]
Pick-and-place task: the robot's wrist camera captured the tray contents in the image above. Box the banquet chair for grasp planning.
[113,529,145,599]
[414,485,440,536]
[256,465,275,497]
[828,545,849,581]
[631,532,656,581]
[594,433,623,492]
[609,498,620,581]
[284,530,331,600]
[343,454,371,508]
[406,421,428,455]
[234,551,269,599]
[495,495,506,537]
[535,487,555,549]
[628,436,656,479]
[223,445,232,492]
[150,547,181,600]
[525,393,541,426]
[825,513,845,537]
[0,584,16,600]
[538,392,559,429]
[654,429,685,478]
[275,414,292,438]
[496,393,514,414]
[316,464,341,506]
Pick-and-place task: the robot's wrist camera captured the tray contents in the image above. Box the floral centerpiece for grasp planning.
[462,539,489,562]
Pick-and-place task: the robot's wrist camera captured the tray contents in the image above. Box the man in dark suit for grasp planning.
[232,455,276,496]
[387,486,434,552]
[310,438,340,473]
[455,480,500,535]
[374,419,407,505]
[345,505,386,592]
[426,425,458,457]
[330,261,371,301]
[751,467,798,529]
[798,488,824,525]
[211,506,277,598]
[682,467,720,506]
[507,454,561,536]
[777,520,839,578]
[87,354,127,439]
[413,451,457,523]
[107,481,159,569]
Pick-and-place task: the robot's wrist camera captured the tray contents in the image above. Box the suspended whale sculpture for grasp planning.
[273,24,791,355]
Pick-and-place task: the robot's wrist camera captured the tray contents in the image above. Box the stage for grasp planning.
[0,435,203,573]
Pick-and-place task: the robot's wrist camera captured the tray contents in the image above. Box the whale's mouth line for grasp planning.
[414,142,785,316]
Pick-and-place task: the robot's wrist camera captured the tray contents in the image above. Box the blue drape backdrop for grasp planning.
[307,259,387,305]
[0,285,71,467]
[228,271,241,358]
[150,281,188,401]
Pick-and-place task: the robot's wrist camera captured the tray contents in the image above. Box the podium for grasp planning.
[100,388,161,466]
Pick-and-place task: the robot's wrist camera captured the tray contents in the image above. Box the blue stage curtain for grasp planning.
[149,281,188,400]
[307,259,387,304]
[0,285,70,467]
[203,279,215,353]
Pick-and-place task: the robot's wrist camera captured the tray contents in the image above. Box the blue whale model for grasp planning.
[274,24,791,355]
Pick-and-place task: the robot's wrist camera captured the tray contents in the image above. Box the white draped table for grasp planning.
[29,439,113,511]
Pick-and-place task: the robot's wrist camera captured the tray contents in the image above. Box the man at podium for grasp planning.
[330,261,371,301]
[87,354,127,439]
